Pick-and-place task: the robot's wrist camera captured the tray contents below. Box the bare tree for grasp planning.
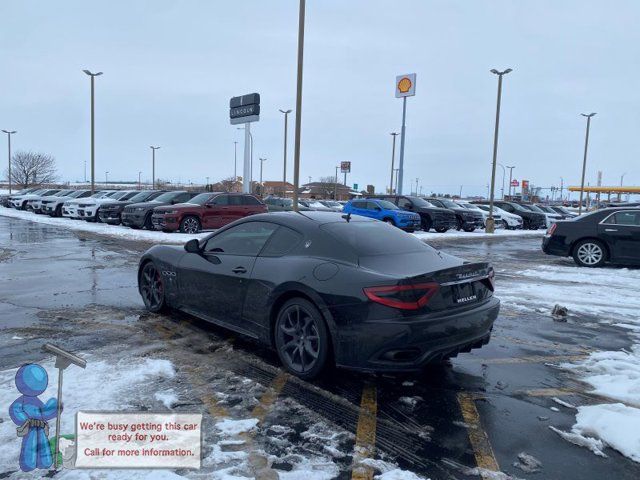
[6,151,58,187]
[211,176,240,193]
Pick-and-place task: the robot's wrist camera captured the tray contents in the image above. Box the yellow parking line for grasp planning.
[351,382,378,480]
[251,372,289,421]
[457,392,499,476]
[477,354,586,365]
[515,388,577,397]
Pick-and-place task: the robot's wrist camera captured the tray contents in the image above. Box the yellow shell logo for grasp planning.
[398,77,412,93]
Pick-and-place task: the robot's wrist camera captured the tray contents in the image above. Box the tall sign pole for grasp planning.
[389,132,398,194]
[279,109,291,196]
[229,93,260,194]
[1,130,16,193]
[578,113,596,215]
[395,74,416,195]
[292,0,306,212]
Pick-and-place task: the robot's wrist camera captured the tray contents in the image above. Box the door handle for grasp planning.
[605,228,618,232]
[232,266,247,274]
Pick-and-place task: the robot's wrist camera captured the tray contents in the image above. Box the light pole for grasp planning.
[389,132,398,194]
[334,165,339,200]
[84,160,87,183]
[1,130,16,193]
[415,178,419,196]
[138,171,142,189]
[279,109,292,196]
[394,168,399,192]
[506,165,515,198]
[105,171,109,185]
[259,158,266,196]
[83,70,102,193]
[233,141,238,180]
[559,177,564,202]
[292,0,305,211]
[237,127,253,186]
[578,113,596,215]
[486,68,512,233]
[497,163,506,199]
[150,146,160,189]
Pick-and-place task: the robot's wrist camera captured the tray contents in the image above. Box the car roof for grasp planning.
[237,211,373,227]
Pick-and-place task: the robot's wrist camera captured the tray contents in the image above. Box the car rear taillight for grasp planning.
[363,283,439,310]
[547,223,557,235]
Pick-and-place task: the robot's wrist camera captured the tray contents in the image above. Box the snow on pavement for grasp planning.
[0,207,208,244]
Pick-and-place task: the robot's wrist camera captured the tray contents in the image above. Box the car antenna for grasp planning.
[341,212,351,222]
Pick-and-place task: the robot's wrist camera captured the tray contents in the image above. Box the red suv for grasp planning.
[151,192,267,233]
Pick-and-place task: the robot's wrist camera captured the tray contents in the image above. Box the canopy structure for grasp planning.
[568,186,640,193]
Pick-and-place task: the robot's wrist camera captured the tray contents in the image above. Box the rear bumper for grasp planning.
[542,235,571,257]
[333,297,500,372]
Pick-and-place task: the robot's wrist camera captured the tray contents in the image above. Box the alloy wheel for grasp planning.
[140,263,164,311]
[576,243,603,266]
[277,305,320,374]
[181,217,200,234]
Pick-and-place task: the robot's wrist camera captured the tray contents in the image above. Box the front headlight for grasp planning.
[162,210,178,215]
[135,207,146,212]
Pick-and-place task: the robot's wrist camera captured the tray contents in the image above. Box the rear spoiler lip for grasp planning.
[440,274,491,287]
[411,262,492,286]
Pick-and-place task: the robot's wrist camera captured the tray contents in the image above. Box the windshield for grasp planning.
[538,205,555,213]
[437,199,462,209]
[109,191,130,200]
[154,191,184,202]
[308,201,326,208]
[376,200,399,210]
[407,196,434,208]
[188,193,214,205]
[527,205,546,213]
[127,191,155,203]
[54,190,74,196]
[69,190,88,198]
[461,203,482,211]
[322,222,429,256]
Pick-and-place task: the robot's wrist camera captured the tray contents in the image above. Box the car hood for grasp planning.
[414,206,454,215]
[126,200,168,210]
[154,202,200,212]
[78,198,123,206]
[101,200,136,208]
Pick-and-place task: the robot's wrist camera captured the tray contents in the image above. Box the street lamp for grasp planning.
[105,171,109,185]
[389,132,398,194]
[138,171,142,189]
[578,113,596,215]
[292,0,306,212]
[497,163,506,199]
[259,158,267,196]
[1,130,16,193]
[619,172,627,202]
[486,68,512,233]
[334,165,339,200]
[83,69,103,193]
[150,146,161,189]
[279,109,292,196]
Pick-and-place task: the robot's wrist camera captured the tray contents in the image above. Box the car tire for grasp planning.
[573,239,607,268]
[383,218,395,227]
[143,213,153,230]
[180,216,201,234]
[501,220,510,230]
[463,226,476,232]
[274,298,331,380]
[456,218,463,231]
[139,261,167,312]
[435,226,449,233]
[421,218,432,232]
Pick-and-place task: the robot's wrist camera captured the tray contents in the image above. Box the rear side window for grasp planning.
[228,195,243,206]
[213,195,229,205]
[261,226,302,256]
[605,211,640,226]
[351,201,366,208]
[398,198,412,209]
[322,222,428,256]
[204,222,278,256]
[243,195,261,205]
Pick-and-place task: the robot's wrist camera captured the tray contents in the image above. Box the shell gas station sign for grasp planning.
[395,73,416,98]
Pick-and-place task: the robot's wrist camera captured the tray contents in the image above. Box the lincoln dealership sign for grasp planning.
[229,93,260,125]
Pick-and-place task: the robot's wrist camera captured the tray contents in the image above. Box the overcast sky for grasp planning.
[1,0,639,197]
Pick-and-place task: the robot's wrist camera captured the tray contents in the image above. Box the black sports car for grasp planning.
[138,212,499,378]
[543,207,640,267]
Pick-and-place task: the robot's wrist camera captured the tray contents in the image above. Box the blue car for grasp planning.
[343,198,421,231]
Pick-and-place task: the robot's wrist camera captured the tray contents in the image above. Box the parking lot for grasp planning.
[1,214,639,479]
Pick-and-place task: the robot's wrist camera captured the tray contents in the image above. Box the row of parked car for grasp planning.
[3,187,579,235]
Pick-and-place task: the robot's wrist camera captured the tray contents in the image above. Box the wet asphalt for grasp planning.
[1,215,639,479]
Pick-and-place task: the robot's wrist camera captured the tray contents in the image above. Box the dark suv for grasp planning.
[368,195,457,232]
[121,191,200,229]
[472,201,546,230]
[98,190,166,225]
[151,192,268,233]
[427,198,484,232]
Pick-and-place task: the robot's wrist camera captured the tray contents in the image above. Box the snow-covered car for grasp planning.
[519,204,562,228]
[456,201,502,228]
[62,190,117,219]
[77,190,141,221]
[10,188,60,210]
[474,204,523,229]
[26,189,76,213]
[1,187,39,207]
[319,200,344,211]
[41,190,93,217]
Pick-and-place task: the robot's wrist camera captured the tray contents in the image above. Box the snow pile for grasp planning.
[498,264,640,320]
[155,389,179,409]
[0,207,208,244]
[550,404,640,462]
[215,418,259,435]
[561,345,640,406]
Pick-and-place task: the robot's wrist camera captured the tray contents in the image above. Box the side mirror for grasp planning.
[184,239,201,253]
